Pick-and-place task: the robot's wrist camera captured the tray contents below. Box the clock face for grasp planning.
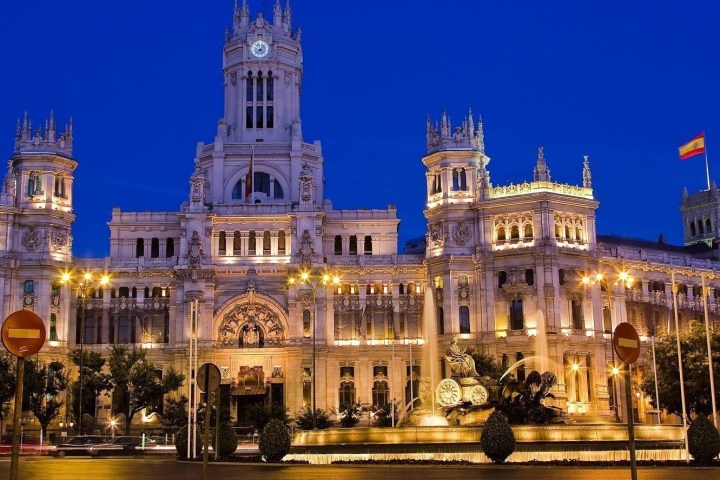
[251,40,269,58]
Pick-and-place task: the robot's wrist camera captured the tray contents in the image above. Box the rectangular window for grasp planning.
[571,300,584,330]
[510,300,524,330]
[437,306,445,335]
[278,231,286,255]
[256,107,263,129]
[246,106,253,128]
[23,280,34,294]
[459,306,470,333]
[349,236,358,255]
[218,231,226,255]
[233,231,241,255]
[266,106,274,128]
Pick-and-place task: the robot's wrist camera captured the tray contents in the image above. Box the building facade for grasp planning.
[1,1,718,430]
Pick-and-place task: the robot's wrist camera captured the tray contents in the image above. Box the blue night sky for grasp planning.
[1,1,719,257]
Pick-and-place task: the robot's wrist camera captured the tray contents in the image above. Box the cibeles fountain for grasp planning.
[292,302,685,464]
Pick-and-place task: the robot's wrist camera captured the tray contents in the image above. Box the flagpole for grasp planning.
[704,131,711,190]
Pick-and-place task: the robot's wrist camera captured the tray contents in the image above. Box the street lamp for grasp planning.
[60,270,110,433]
[288,269,340,429]
[582,271,634,422]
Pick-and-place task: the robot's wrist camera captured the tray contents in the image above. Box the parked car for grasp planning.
[87,436,145,456]
[49,436,107,457]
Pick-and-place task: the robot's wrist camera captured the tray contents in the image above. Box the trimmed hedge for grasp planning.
[211,423,239,460]
[175,427,203,459]
[481,410,516,464]
[259,419,291,462]
[688,414,720,464]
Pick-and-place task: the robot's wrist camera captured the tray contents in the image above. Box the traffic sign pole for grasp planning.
[2,310,46,480]
[613,322,640,480]
[9,357,24,480]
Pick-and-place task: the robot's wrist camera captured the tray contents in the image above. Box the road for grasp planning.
[0,457,717,480]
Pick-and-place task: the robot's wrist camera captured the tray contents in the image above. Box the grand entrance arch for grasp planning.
[213,282,290,425]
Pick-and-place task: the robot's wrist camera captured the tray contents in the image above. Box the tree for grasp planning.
[259,419,291,462]
[161,395,188,430]
[0,353,16,434]
[108,344,184,434]
[481,410,516,463]
[68,349,111,432]
[640,321,720,420]
[469,349,505,379]
[23,359,69,438]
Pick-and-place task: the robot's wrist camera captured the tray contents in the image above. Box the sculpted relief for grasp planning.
[217,301,286,348]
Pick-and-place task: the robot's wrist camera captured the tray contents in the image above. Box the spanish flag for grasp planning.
[679,133,705,160]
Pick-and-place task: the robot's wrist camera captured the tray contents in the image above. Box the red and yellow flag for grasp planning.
[679,133,705,160]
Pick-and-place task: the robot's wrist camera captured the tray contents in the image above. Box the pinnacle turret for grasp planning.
[533,146,551,182]
[13,111,73,156]
[582,155,592,188]
[426,108,485,154]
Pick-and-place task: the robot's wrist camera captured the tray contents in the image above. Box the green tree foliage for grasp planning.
[161,395,188,430]
[468,349,505,379]
[481,410,516,463]
[640,321,720,419]
[371,401,400,427]
[23,359,69,436]
[688,414,720,464]
[0,353,16,428]
[259,418,291,462]
[68,349,111,432]
[293,405,334,430]
[245,402,289,431]
[107,345,184,434]
[338,402,362,428]
[211,423,238,460]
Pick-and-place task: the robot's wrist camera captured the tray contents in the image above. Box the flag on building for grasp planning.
[245,147,254,202]
[679,133,705,160]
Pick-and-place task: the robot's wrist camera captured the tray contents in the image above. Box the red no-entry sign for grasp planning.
[613,322,641,364]
[1,310,46,358]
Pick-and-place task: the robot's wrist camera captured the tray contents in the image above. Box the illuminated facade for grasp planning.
[1,1,718,431]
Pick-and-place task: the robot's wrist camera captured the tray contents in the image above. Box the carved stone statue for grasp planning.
[445,335,478,377]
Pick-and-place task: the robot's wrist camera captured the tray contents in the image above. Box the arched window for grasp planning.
[150,238,159,258]
[339,366,356,407]
[273,179,284,199]
[497,226,506,241]
[334,235,342,255]
[144,287,150,298]
[117,313,133,344]
[136,238,144,258]
[218,231,226,255]
[576,227,582,242]
[510,225,519,240]
[267,70,274,101]
[364,236,373,255]
[246,71,253,101]
[278,231,286,255]
[452,169,459,191]
[690,221,697,236]
[232,180,244,200]
[166,238,175,257]
[564,226,571,238]
[349,236,358,255]
[699,220,705,235]
[263,230,271,255]
[460,168,467,190]
[54,175,66,197]
[707,219,713,233]
[524,224,533,239]
[248,231,256,254]
[256,71,264,101]
[233,231,241,255]
[555,224,561,238]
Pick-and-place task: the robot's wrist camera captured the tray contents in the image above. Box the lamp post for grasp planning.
[288,269,340,429]
[60,271,109,433]
[582,271,634,422]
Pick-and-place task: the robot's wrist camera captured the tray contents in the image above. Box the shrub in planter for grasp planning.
[481,410,516,464]
[175,427,203,459]
[293,405,335,430]
[211,423,238,460]
[259,419,291,462]
[371,402,400,427]
[338,402,362,428]
[688,414,720,464]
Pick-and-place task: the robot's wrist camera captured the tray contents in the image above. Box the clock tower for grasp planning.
[193,0,323,209]
[223,0,302,144]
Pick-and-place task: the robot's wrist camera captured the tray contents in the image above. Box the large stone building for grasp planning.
[1,1,718,431]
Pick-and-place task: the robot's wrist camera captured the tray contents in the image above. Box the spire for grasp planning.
[582,155,592,188]
[284,0,292,28]
[234,0,249,31]
[467,108,475,136]
[533,146,551,182]
[273,0,282,25]
[476,114,485,153]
